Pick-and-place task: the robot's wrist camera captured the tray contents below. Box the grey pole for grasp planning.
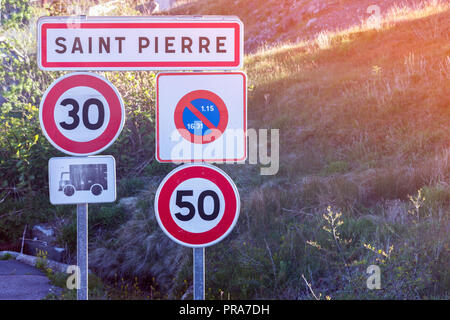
[192,77,205,300]
[193,247,205,300]
[77,203,88,300]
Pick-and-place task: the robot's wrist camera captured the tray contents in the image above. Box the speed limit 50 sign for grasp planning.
[39,72,125,156]
[154,164,240,247]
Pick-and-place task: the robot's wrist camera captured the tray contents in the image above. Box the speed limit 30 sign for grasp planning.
[39,72,125,156]
[154,164,240,247]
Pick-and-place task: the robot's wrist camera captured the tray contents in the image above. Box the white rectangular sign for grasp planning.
[37,16,244,71]
[48,156,116,205]
[156,72,247,163]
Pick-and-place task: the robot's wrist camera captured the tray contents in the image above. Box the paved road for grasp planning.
[0,260,58,300]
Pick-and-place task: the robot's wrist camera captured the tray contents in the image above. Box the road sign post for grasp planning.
[193,247,205,300]
[40,72,122,300]
[77,203,88,300]
[48,155,116,300]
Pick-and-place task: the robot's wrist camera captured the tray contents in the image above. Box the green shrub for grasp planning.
[58,219,76,253]
[58,204,128,253]
[145,160,174,176]
[0,252,13,260]
[0,196,51,243]
[89,204,128,234]
[300,177,326,207]
[322,161,350,175]
[371,169,425,201]
[47,271,70,288]
[0,10,157,195]
[422,184,450,217]
[118,177,146,198]
[0,0,31,29]
[46,272,109,300]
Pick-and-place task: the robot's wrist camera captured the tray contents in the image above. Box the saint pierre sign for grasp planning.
[37,16,244,70]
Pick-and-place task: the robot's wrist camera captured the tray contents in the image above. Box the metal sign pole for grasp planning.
[77,203,88,300]
[193,247,205,300]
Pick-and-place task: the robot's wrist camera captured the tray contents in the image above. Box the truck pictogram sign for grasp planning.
[48,156,116,204]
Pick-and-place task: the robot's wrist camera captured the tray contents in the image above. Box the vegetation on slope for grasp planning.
[91,0,449,299]
[0,0,448,299]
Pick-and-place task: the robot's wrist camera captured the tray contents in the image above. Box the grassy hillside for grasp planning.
[245,3,449,201]
[0,0,448,299]
[88,0,449,299]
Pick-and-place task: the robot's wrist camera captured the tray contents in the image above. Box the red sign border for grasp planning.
[156,72,247,163]
[39,72,125,156]
[154,164,240,247]
[39,21,242,69]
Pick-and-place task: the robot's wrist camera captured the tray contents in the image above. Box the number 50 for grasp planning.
[175,190,220,221]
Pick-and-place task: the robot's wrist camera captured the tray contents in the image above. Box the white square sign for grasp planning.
[37,16,244,71]
[156,72,247,163]
[48,156,116,205]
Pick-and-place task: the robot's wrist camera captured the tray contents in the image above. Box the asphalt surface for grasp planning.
[0,260,57,300]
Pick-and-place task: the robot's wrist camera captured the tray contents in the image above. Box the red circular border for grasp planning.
[156,166,238,246]
[41,74,123,155]
[174,90,228,144]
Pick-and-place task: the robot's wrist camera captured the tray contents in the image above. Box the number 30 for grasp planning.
[59,98,105,130]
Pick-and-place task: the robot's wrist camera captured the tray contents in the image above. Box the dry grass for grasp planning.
[384,0,449,24]
[246,0,449,80]
[240,0,449,246]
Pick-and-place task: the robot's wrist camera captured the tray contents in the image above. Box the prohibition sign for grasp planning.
[39,72,125,156]
[174,90,228,144]
[155,164,240,247]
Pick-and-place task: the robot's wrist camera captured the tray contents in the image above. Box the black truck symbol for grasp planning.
[58,164,108,197]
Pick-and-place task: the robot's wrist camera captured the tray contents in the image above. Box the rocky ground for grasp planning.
[243,0,429,52]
